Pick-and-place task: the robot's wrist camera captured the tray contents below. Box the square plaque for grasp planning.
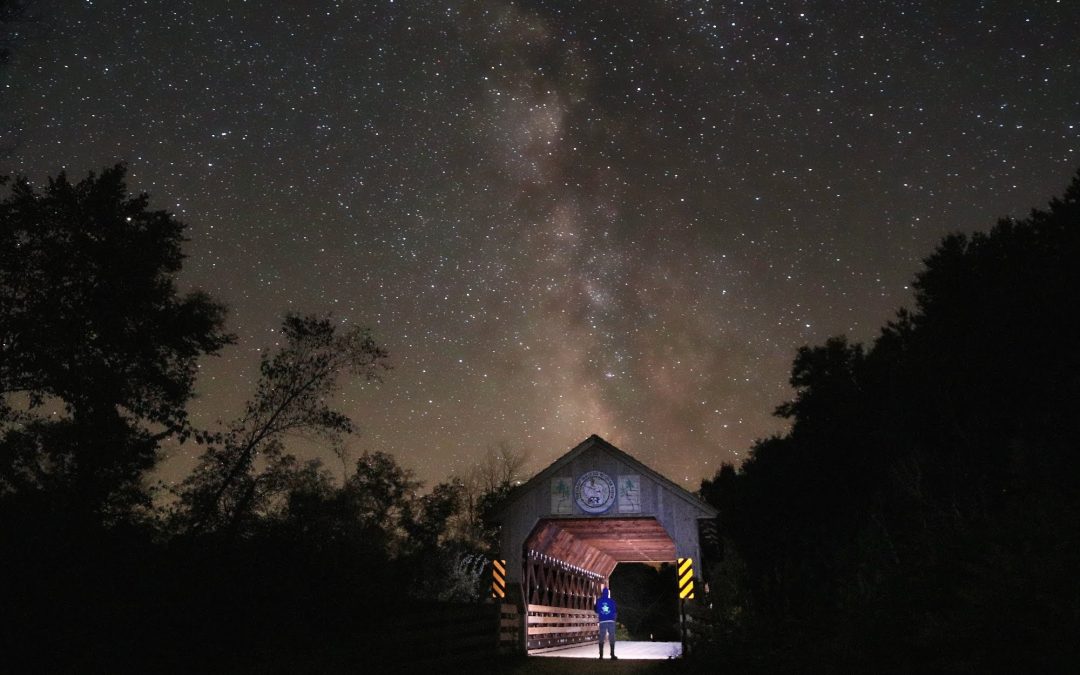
[618,475,641,513]
[551,477,573,514]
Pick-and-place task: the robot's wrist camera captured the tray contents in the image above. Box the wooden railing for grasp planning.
[526,604,599,651]
[371,602,504,668]
[498,602,520,652]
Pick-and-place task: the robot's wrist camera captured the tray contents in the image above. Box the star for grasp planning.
[3,0,1077,487]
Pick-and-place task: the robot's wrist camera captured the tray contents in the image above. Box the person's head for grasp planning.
[601,587,611,599]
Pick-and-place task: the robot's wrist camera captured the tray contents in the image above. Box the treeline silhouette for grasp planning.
[5,164,1080,673]
[697,171,1080,672]
[0,166,514,673]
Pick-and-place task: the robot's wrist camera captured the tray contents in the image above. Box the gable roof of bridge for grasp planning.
[494,434,718,521]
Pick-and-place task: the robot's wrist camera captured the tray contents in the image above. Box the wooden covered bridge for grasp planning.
[492,435,717,655]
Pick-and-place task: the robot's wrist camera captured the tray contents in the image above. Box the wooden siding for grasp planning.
[497,435,717,584]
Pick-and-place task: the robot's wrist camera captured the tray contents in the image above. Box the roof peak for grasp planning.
[495,434,718,519]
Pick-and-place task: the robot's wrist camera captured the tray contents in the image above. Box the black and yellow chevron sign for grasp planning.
[677,557,695,599]
[491,559,507,599]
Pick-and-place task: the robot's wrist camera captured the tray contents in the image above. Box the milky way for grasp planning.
[3,0,1078,486]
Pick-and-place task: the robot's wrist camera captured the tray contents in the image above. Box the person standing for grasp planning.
[595,586,618,660]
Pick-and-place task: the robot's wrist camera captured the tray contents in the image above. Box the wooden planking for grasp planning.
[528,616,596,625]
[526,603,600,651]
[499,601,520,651]
[528,625,596,635]
[374,602,510,666]
[526,603,594,615]
[495,436,715,588]
[524,517,677,569]
[524,552,603,610]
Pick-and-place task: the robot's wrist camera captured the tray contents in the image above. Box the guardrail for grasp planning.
[498,602,520,652]
[371,602,505,668]
[526,603,599,651]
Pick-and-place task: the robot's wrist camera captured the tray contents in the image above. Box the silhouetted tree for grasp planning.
[454,440,528,552]
[698,168,1080,673]
[0,164,232,522]
[610,562,680,640]
[177,314,388,535]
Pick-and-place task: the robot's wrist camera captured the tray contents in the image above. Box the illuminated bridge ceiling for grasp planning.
[524,517,677,577]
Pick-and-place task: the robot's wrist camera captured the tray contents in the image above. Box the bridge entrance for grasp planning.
[521,517,678,651]
[492,435,717,655]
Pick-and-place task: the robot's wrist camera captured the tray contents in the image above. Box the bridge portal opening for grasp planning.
[492,435,717,656]
[521,517,680,652]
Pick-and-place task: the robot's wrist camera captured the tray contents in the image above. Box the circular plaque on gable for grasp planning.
[575,470,616,514]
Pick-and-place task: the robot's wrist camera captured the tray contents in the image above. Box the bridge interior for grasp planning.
[524,516,678,579]
[520,517,679,652]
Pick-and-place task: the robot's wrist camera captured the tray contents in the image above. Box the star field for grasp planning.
[3,0,1078,486]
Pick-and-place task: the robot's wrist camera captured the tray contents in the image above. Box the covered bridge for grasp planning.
[493,435,717,653]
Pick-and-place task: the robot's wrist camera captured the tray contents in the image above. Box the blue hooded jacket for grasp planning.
[595,588,617,623]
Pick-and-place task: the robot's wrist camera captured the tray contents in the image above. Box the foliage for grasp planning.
[0,164,233,519]
[453,440,529,552]
[0,164,510,671]
[176,313,388,535]
[609,562,681,641]
[697,169,1080,672]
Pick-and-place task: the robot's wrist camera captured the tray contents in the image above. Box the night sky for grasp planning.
[3,0,1078,488]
